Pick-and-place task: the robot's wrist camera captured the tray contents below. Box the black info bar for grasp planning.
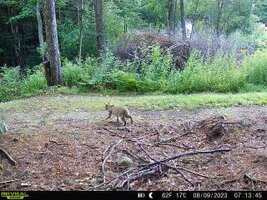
[0,191,266,200]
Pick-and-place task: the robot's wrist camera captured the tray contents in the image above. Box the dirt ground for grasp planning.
[0,105,267,191]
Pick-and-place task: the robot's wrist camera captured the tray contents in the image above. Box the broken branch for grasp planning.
[0,147,17,165]
[141,148,231,170]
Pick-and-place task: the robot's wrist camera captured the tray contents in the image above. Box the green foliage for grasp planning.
[1,45,267,102]
[243,49,267,86]
[254,0,267,22]
[0,66,22,102]
[22,69,47,96]
[164,53,247,93]
[139,0,168,28]
[104,1,125,43]
[62,59,96,88]
[58,19,80,58]
[185,0,254,34]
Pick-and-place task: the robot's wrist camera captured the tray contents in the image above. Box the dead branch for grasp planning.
[138,144,194,186]
[115,168,158,189]
[81,143,97,148]
[177,166,214,179]
[173,168,194,186]
[0,147,17,165]
[156,142,194,150]
[0,179,18,185]
[121,149,150,163]
[216,177,240,187]
[154,131,195,146]
[49,140,68,145]
[103,127,126,138]
[90,168,134,190]
[141,148,231,170]
[135,131,158,141]
[102,139,124,183]
[244,172,267,183]
[138,143,157,162]
[243,144,266,149]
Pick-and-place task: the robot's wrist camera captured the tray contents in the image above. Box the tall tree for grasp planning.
[78,0,84,63]
[36,0,45,60]
[168,0,176,35]
[43,0,63,86]
[179,0,186,40]
[215,0,225,35]
[94,0,105,54]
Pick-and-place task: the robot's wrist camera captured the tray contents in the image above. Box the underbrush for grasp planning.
[0,47,266,102]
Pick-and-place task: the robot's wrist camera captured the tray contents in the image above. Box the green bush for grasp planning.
[62,61,85,87]
[62,59,94,87]
[22,70,47,96]
[111,71,139,92]
[164,53,246,93]
[0,66,22,102]
[1,46,266,102]
[243,49,267,86]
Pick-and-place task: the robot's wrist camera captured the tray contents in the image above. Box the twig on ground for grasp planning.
[102,139,124,183]
[163,151,211,179]
[0,147,17,165]
[121,149,150,163]
[81,143,97,148]
[177,166,215,179]
[138,144,194,186]
[103,127,127,138]
[243,144,266,149]
[49,140,68,145]
[138,143,157,162]
[216,177,240,188]
[141,148,231,170]
[89,168,134,190]
[244,172,267,183]
[154,131,196,146]
[115,168,158,189]
[0,179,18,185]
[156,142,194,150]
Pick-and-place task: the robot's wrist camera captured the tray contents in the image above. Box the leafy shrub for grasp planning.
[164,53,246,93]
[0,66,22,102]
[23,70,47,96]
[62,61,85,87]
[111,71,139,92]
[62,59,94,87]
[243,49,267,86]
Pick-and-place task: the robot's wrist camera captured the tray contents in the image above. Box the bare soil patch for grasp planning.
[1,106,267,191]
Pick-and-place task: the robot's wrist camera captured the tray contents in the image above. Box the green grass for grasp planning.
[0,92,266,112]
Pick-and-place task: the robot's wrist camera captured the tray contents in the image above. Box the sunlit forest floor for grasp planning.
[0,96,267,191]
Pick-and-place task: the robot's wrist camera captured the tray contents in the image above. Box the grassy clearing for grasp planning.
[0,92,266,112]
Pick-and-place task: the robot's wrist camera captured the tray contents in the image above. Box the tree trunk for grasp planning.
[179,0,186,40]
[78,0,84,63]
[94,0,105,55]
[216,0,225,36]
[190,0,200,39]
[36,0,45,60]
[248,0,255,30]
[43,0,63,86]
[168,0,176,35]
